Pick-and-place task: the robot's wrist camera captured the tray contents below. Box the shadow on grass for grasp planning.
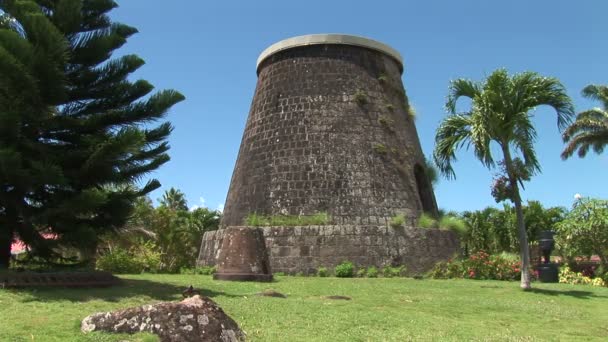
[14,278,240,303]
[527,287,608,299]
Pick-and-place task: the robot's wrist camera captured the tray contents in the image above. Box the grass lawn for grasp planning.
[1,275,607,341]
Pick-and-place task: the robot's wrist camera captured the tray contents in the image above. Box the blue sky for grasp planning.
[111,0,606,212]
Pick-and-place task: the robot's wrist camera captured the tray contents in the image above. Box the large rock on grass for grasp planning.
[81,295,245,342]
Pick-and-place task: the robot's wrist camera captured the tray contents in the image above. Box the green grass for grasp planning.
[244,212,329,226]
[1,275,607,341]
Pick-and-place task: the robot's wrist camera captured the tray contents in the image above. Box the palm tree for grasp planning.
[160,188,188,211]
[562,85,608,158]
[433,69,574,289]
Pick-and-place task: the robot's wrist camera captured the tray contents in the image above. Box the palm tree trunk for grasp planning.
[501,144,532,290]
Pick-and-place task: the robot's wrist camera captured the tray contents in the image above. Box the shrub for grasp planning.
[181,265,217,275]
[428,261,462,279]
[317,267,329,277]
[439,215,467,236]
[559,266,606,287]
[555,198,608,272]
[132,241,161,273]
[244,212,330,226]
[389,214,406,228]
[372,143,388,155]
[335,261,354,278]
[418,213,438,228]
[378,115,395,130]
[382,265,406,278]
[356,268,367,278]
[429,251,529,281]
[354,90,368,105]
[366,266,379,278]
[96,241,162,274]
[96,248,143,274]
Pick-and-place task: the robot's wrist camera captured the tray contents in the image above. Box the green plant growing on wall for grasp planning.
[418,213,439,228]
[385,103,395,112]
[389,214,406,228]
[378,73,389,83]
[244,212,330,226]
[372,143,388,155]
[354,90,368,105]
[378,115,395,132]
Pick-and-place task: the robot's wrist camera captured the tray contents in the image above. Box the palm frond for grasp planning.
[582,84,608,109]
[524,75,574,131]
[561,131,608,158]
[446,79,481,114]
[433,114,474,179]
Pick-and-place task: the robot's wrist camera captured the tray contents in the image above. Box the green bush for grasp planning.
[96,241,161,274]
[335,261,354,278]
[418,213,438,228]
[317,267,329,277]
[559,266,606,287]
[429,251,528,281]
[372,143,388,155]
[354,89,368,105]
[180,266,216,275]
[439,215,467,236]
[356,268,367,278]
[382,265,406,278]
[366,266,379,278]
[555,198,608,272]
[96,248,144,274]
[389,214,406,228]
[244,212,330,226]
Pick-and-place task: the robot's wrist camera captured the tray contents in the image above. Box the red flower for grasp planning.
[469,270,476,278]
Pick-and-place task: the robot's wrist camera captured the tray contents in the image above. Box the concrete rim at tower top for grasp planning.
[256,34,404,73]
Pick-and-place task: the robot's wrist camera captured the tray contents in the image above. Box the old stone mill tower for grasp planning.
[198,34,458,275]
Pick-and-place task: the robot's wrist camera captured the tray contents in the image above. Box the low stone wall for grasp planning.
[197,225,459,275]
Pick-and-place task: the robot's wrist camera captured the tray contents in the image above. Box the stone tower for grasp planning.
[221,34,438,227]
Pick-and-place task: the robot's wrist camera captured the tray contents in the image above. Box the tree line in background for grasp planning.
[95,187,221,273]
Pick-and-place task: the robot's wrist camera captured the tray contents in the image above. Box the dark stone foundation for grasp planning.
[198,225,459,275]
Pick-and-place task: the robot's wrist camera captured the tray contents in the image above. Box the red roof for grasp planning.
[10,233,58,255]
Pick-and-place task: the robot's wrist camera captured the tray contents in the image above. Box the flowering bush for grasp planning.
[429,251,531,281]
[559,267,606,287]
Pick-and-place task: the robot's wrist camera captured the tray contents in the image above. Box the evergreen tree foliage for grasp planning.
[0,0,184,268]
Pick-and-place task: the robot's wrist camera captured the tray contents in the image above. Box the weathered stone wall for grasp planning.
[221,42,437,227]
[197,226,459,275]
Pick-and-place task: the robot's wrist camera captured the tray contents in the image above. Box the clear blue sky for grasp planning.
[111,0,606,212]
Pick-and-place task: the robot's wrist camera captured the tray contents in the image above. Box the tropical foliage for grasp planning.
[97,188,221,273]
[0,0,184,268]
[433,69,574,288]
[554,197,608,272]
[562,85,608,158]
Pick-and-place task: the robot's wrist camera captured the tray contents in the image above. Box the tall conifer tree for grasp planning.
[0,0,184,268]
